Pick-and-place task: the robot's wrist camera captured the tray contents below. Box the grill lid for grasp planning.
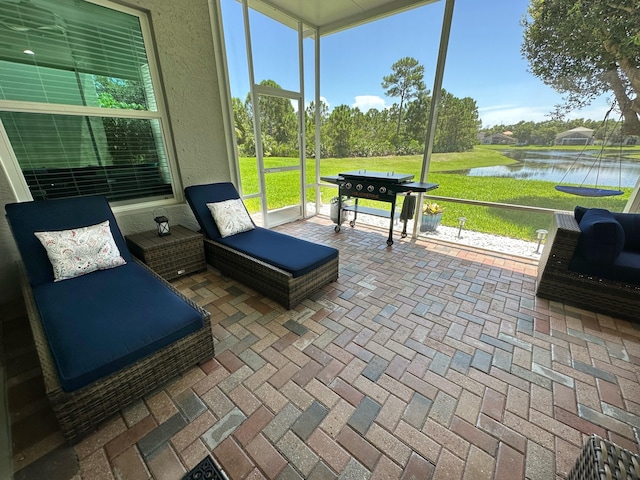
[338,171,414,184]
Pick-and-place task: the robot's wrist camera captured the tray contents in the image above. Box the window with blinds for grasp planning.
[0,0,176,204]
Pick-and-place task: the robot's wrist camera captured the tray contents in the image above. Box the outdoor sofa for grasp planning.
[185,182,339,309]
[5,195,214,441]
[536,206,640,321]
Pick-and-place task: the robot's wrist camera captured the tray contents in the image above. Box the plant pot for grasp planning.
[420,212,443,232]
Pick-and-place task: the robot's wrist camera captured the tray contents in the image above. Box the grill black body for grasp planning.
[322,171,438,246]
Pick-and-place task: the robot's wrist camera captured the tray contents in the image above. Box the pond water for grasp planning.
[457,150,640,188]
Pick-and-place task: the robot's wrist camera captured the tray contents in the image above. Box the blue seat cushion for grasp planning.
[611,251,640,284]
[32,262,204,392]
[217,227,338,278]
[570,251,640,286]
[576,208,625,265]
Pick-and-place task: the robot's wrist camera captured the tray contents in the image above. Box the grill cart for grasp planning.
[322,171,438,246]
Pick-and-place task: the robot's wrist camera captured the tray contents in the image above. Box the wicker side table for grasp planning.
[125,225,206,281]
[568,434,640,480]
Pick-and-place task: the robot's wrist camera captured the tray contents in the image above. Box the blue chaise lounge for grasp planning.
[185,182,339,309]
[5,195,214,441]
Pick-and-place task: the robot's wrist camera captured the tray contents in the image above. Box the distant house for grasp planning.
[554,127,594,145]
[605,135,639,146]
[481,132,517,145]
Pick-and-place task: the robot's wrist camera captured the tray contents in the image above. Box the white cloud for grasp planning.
[479,105,550,127]
[352,95,387,112]
[479,102,613,127]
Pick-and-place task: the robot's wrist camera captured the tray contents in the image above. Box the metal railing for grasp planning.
[423,194,572,215]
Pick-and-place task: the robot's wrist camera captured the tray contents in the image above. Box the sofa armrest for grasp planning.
[552,213,581,261]
[537,213,581,284]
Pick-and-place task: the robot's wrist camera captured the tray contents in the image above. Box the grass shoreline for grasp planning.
[240,144,637,241]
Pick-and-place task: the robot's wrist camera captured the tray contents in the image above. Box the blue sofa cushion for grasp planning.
[32,262,204,392]
[570,251,640,286]
[612,251,640,284]
[5,196,132,288]
[574,205,589,223]
[185,182,244,240]
[611,213,640,252]
[217,227,338,278]
[577,208,625,265]
[576,205,640,252]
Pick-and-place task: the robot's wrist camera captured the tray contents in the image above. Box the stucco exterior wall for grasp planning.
[0,167,21,300]
[0,0,232,303]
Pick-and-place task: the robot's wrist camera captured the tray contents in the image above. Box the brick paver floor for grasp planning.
[4,215,640,480]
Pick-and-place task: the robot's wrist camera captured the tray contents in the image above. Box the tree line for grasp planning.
[231,77,624,160]
[232,0,639,158]
[480,118,632,146]
[232,57,481,158]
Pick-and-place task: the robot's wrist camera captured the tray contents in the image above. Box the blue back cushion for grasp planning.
[577,208,625,264]
[611,212,640,252]
[5,195,132,287]
[33,262,204,392]
[217,227,338,278]
[575,206,640,252]
[184,182,242,239]
[574,206,588,223]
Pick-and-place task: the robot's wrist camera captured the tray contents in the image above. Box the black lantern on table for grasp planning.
[153,208,170,237]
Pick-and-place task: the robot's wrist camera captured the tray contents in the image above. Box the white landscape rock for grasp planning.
[417,223,542,258]
[317,204,542,259]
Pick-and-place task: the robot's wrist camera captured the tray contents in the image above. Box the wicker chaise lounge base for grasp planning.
[21,261,214,442]
[536,213,640,322]
[6,195,215,442]
[203,239,339,309]
[185,182,339,309]
[568,434,640,479]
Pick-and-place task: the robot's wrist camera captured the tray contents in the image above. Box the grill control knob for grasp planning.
[356,184,363,191]
[345,182,352,190]
[379,186,387,193]
[367,185,374,192]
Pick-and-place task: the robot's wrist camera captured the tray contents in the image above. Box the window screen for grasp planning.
[0,0,175,203]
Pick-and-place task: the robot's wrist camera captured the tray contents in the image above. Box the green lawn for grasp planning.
[240,144,637,242]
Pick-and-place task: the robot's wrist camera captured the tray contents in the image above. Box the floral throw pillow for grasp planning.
[34,220,127,282]
[207,198,255,238]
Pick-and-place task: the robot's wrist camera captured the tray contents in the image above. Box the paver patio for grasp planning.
[3,215,639,480]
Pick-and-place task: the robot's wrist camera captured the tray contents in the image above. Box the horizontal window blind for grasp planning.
[0,111,172,202]
[0,0,173,204]
[0,0,152,105]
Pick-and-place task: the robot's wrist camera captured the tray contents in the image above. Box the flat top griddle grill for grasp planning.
[321,171,439,246]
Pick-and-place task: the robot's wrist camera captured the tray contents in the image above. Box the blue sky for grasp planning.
[222,0,611,128]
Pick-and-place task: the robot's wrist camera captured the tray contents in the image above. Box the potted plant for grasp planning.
[421,201,445,232]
